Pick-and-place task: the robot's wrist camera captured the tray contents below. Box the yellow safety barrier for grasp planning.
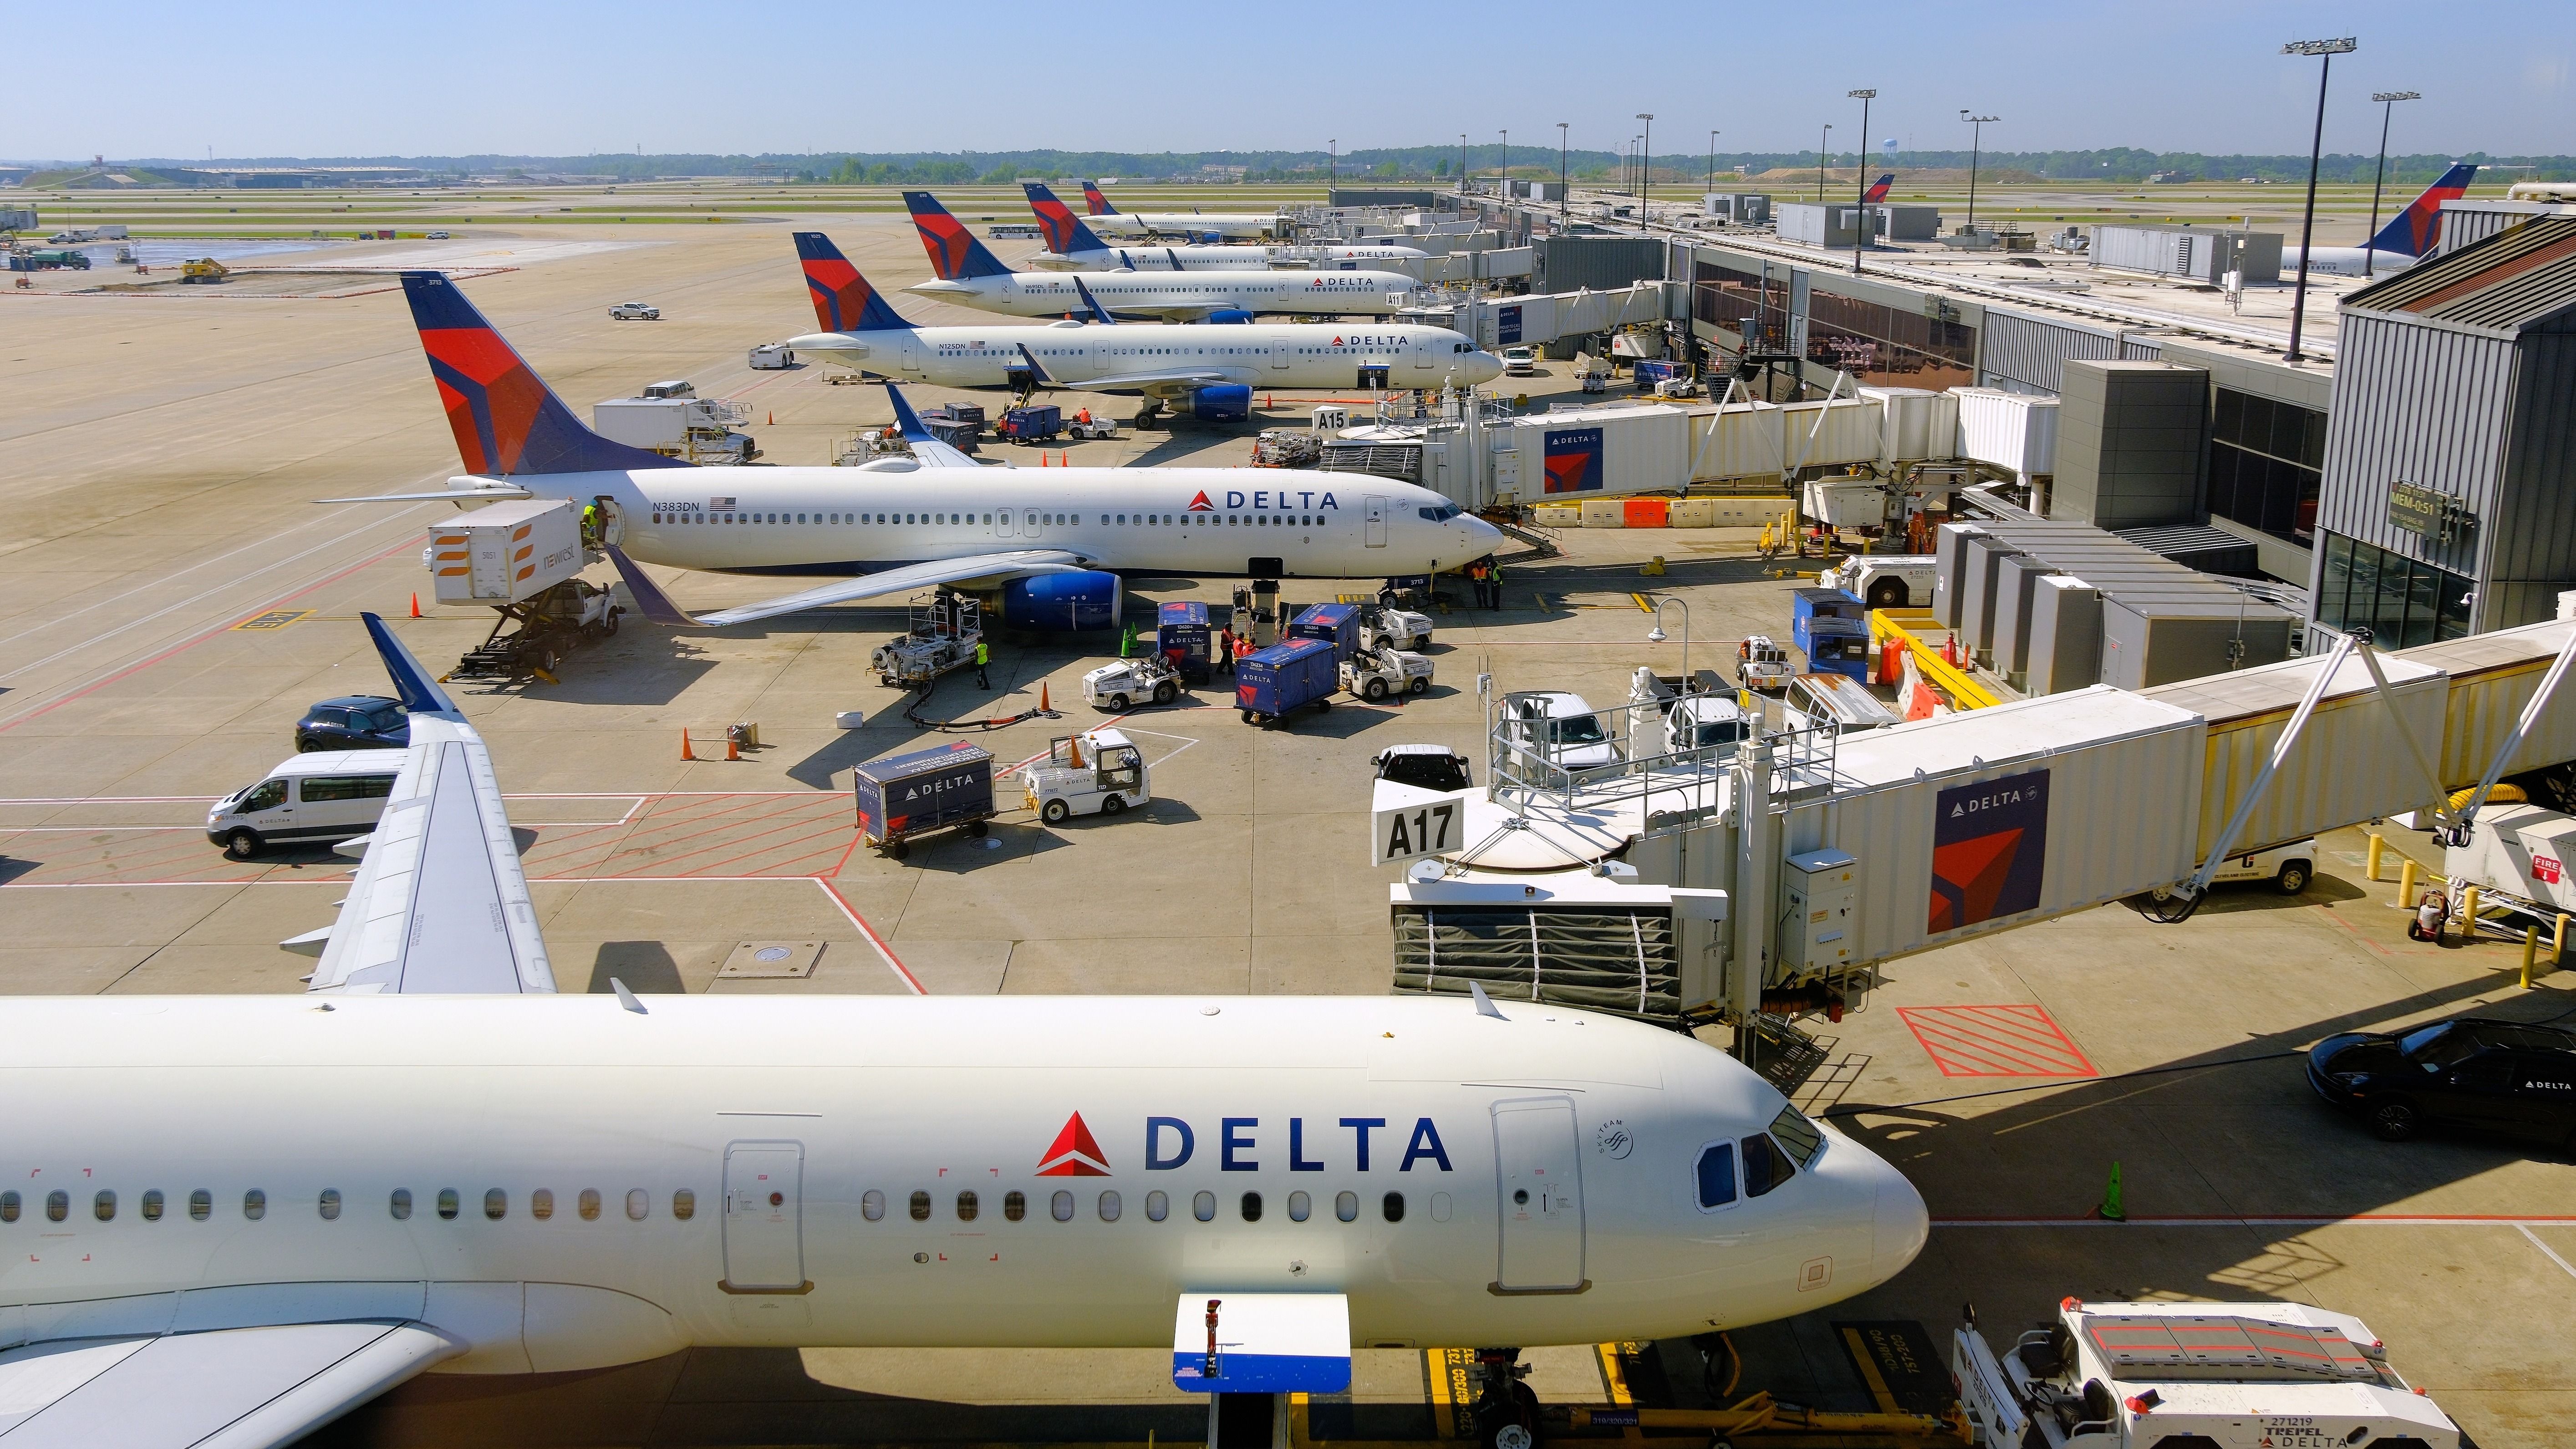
[1869,608,2001,711]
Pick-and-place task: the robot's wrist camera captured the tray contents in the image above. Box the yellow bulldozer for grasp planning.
[178,258,229,284]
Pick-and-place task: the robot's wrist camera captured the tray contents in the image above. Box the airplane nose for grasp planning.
[1871,1165,1930,1285]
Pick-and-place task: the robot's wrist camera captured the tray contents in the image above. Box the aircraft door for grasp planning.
[1272,338,1293,371]
[589,496,625,548]
[1024,508,1045,539]
[722,1141,808,1293]
[1411,338,1433,373]
[1491,1098,1584,1291]
[1364,495,1389,549]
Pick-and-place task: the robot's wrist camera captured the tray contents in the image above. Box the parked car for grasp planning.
[425,230,451,239]
[1500,691,1619,774]
[2307,1015,2576,1149]
[294,695,409,752]
[609,301,661,321]
[1500,345,1540,376]
[1374,745,1471,793]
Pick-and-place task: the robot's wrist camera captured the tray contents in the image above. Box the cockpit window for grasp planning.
[1769,1106,1825,1169]
[1741,1134,1793,1197]
[1417,505,1464,522]
[1694,1142,1737,1210]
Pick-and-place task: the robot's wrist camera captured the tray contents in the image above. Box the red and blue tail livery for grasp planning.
[1863,173,1894,203]
[2369,162,2478,259]
[903,191,1016,280]
[1023,182,1110,257]
[1080,180,1118,217]
[400,272,686,477]
[793,231,913,332]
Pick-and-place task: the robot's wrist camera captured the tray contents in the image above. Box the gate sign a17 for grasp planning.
[1542,427,1604,494]
[1374,790,1472,867]
[1929,768,2049,933]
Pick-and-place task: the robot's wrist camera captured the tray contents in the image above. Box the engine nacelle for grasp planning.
[1205,309,1255,325]
[1188,385,1253,422]
[1001,570,1121,631]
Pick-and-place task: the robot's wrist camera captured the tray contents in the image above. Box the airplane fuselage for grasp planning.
[0,995,1926,1373]
[1084,212,1279,240]
[1027,244,1426,273]
[910,269,1418,320]
[783,322,1501,397]
[2281,246,2422,278]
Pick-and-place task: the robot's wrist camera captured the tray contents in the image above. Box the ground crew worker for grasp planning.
[2409,889,2446,942]
[1217,628,1235,673]
[580,501,603,549]
[974,639,990,689]
[1487,559,1504,610]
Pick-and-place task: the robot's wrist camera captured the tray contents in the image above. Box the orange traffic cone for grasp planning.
[726,734,741,762]
[409,592,421,618]
[1039,682,1051,713]
[767,411,774,426]
[680,729,695,761]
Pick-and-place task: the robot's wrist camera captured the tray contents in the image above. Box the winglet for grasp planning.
[611,977,649,1014]
[1469,980,1508,1020]
[1070,277,1117,326]
[885,381,937,442]
[602,544,700,626]
[1014,344,1059,388]
[361,611,461,716]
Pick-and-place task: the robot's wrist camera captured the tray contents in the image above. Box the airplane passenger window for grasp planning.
[318,1190,341,1221]
[1052,1191,1074,1222]
[578,1189,601,1221]
[45,1191,68,1223]
[1116,514,1125,525]
[673,1190,695,1221]
[1100,1191,1121,1222]
[861,1190,885,1222]
[1741,1135,1792,1198]
[0,1191,16,1224]
[484,1190,507,1220]
[626,1190,649,1221]
[438,1189,460,1220]
[1335,1191,1358,1223]
[390,1189,412,1221]
[1241,1192,1263,1223]
[1146,1190,1170,1222]
[956,1191,979,1222]
[189,1190,211,1221]
[1288,1191,1311,1222]
[1768,1107,1825,1169]
[531,1189,554,1221]
[142,1190,164,1222]
[1695,1143,1738,1210]
[94,1190,115,1222]
[243,1190,266,1222]
[1003,1191,1026,1222]
[1193,1191,1217,1222]
[1381,1192,1405,1223]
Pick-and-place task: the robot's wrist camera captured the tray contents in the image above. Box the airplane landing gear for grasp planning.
[1134,398,1164,430]
[1470,1348,1539,1449]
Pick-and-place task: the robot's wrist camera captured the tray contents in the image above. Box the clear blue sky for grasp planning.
[15,0,2568,162]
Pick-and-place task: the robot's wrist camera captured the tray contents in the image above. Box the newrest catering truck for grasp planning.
[424,499,621,679]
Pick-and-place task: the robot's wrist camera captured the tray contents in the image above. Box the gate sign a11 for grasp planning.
[1543,427,1604,494]
[1929,768,2049,933]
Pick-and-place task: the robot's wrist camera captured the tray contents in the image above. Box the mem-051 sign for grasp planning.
[2388,479,2477,545]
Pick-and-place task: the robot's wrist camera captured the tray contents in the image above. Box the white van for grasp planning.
[1782,673,1901,734]
[205,752,402,859]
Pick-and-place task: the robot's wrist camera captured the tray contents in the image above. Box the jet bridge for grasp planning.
[1382,620,2576,1036]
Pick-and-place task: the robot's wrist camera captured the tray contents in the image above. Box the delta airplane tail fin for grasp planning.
[904,191,1016,280]
[1025,183,1112,256]
[794,231,914,333]
[1081,180,1119,216]
[1863,173,1894,203]
[401,272,688,478]
[2368,162,2479,258]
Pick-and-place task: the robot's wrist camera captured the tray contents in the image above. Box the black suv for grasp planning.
[294,695,410,752]
[2308,1016,2576,1149]
[1373,745,1471,793]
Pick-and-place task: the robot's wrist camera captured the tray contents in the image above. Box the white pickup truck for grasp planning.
[1022,729,1151,825]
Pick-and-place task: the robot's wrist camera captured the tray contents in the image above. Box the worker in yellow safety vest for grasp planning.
[974,640,990,689]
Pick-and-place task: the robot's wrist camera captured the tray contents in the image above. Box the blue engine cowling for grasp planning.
[1205,308,1255,325]
[1188,384,1253,422]
[1002,569,1121,631]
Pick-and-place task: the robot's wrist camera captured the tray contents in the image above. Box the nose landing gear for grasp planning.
[1471,1348,1540,1449]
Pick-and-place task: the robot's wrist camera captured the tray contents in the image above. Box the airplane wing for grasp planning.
[603,545,1094,628]
[0,1320,463,1448]
[290,614,555,995]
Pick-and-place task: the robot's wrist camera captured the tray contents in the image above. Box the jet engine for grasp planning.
[1205,309,1255,325]
[1187,385,1252,423]
[1000,570,1121,631]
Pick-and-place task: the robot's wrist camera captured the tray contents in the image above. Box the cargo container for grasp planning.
[1156,600,1214,683]
[1989,554,2061,679]
[1802,618,1873,682]
[998,404,1062,444]
[1634,360,1679,386]
[2394,619,2576,788]
[2098,596,2297,690]
[1959,535,2026,655]
[2145,651,2450,859]
[425,499,586,606]
[1775,202,1870,249]
[2090,224,2282,285]
[1790,587,1867,655]
[1287,603,1363,662]
[853,741,995,860]
[1952,388,2059,476]
[1932,524,1988,629]
[1868,204,1940,241]
[1506,404,1692,501]
[1236,638,1340,724]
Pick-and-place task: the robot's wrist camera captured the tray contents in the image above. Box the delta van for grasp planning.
[205,752,402,859]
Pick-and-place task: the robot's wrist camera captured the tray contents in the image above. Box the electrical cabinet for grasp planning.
[1781,848,1859,971]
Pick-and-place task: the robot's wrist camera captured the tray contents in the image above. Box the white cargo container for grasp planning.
[425,499,586,606]
[2145,651,2451,859]
[1858,386,1958,463]
[1953,387,2059,475]
[1801,686,2206,965]
[1504,404,1691,502]
[2394,619,2576,788]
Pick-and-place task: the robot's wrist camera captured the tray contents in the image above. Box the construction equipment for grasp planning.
[871,593,983,688]
[178,258,229,285]
[1022,728,1151,824]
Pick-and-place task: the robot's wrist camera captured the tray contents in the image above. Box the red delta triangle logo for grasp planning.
[1036,1112,1111,1177]
[1186,490,1215,511]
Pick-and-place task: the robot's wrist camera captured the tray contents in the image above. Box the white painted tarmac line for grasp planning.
[815,878,926,995]
[2518,1224,2576,1282]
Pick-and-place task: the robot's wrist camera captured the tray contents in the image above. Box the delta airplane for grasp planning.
[782,232,1500,426]
[1022,183,1430,274]
[2282,163,2478,277]
[338,271,1499,629]
[1073,178,1281,239]
[0,610,1929,1445]
[902,191,1420,322]
[1863,173,1893,203]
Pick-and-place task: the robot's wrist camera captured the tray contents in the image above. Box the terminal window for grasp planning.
[2207,387,2324,545]
[2315,533,2472,647]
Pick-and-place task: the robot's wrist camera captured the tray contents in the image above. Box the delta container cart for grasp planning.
[852,741,995,861]
[1235,638,1339,726]
[1156,600,1214,683]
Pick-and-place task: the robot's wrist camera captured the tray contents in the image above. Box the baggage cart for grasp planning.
[853,741,994,860]
[1236,638,1339,725]
[999,404,1064,444]
[1155,600,1214,683]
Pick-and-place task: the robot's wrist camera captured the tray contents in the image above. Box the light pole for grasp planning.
[1499,129,1508,196]
[2281,37,2357,363]
[1647,598,1693,705]
[1458,133,1468,193]
[2363,91,2419,278]
[1636,112,1654,212]
[1960,111,1998,235]
[1816,124,1832,201]
[1848,90,1876,275]
[1708,129,1719,196]
[1328,139,1336,187]
[1557,122,1568,220]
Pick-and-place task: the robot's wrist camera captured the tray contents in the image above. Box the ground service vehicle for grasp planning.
[1955,1298,2462,1449]
[608,301,660,320]
[1023,728,1151,824]
[1782,673,1900,735]
[1081,656,1181,710]
[853,741,994,860]
[1665,695,1750,759]
[2148,839,2315,900]
[873,594,984,689]
[1066,412,1118,441]
[1237,638,1339,724]
[294,695,409,752]
[425,229,450,239]
[1820,554,1938,610]
[1500,691,1620,773]
[178,257,228,284]
[1361,602,1434,651]
[450,579,621,681]
[1501,345,1540,376]
[748,343,795,369]
[206,752,402,859]
[1341,646,1433,701]
[1737,636,1794,692]
[2307,1014,2576,1148]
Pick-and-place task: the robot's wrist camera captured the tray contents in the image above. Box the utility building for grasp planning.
[2311,215,2576,642]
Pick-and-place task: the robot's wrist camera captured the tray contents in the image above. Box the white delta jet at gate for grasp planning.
[1069,178,1282,239]
[1022,183,1430,273]
[327,271,1498,629]
[0,612,1928,1446]
[902,190,1420,322]
[784,231,1499,426]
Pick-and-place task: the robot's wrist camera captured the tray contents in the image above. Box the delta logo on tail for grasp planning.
[1028,192,1079,254]
[417,321,549,476]
[908,199,977,280]
[2374,162,2479,258]
[1863,173,1894,203]
[792,232,907,333]
[1036,1112,1111,1177]
[1186,491,1215,511]
[1082,181,1117,216]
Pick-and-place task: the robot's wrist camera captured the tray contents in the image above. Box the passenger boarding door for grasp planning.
[1492,1098,1585,1291]
[1411,338,1433,374]
[1271,338,1293,371]
[722,1141,809,1293]
[1364,495,1389,549]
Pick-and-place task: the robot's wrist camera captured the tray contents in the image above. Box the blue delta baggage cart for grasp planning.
[1789,586,1866,656]
[1287,603,1363,662]
[999,404,1063,444]
[1802,616,1873,683]
[1157,600,1214,683]
[1235,638,1339,725]
[853,741,995,860]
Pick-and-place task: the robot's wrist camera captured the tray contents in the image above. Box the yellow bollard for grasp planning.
[2367,832,2385,883]
[2398,857,2418,910]
[2557,913,2571,970]
[2462,885,2481,942]
[2523,924,2540,988]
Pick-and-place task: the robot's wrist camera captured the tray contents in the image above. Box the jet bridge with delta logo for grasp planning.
[1376,621,2576,1069]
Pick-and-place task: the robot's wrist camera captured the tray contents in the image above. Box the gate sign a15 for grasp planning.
[1929,768,2049,933]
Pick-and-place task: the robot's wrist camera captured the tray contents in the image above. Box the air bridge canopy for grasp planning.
[1171,1293,1349,1394]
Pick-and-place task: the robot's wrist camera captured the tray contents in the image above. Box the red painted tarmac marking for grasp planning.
[816,878,924,995]
[1897,1004,2098,1078]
